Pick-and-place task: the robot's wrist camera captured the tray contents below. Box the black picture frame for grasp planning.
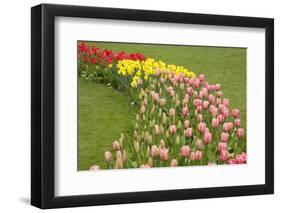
[31,3,274,209]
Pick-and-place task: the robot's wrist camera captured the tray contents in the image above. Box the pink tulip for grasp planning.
[159,98,166,106]
[196,138,203,150]
[160,139,165,148]
[182,106,189,117]
[193,99,202,107]
[184,120,190,128]
[221,108,229,118]
[187,87,193,95]
[208,94,214,104]
[223,122,233,132]
[112,141,120,150]
[140,164,151,168]
[190,151,196,161]
[218,142,227,152]
[212,118,219,128]
[169,125,177,135]
[195,150,202,160]
[193,78,201,88]
[217,114,224,123]
[215,84,221,91]
[140,105,146,113]
[216,98,222,105]
[181,145,190,158]
[150,145,159,158]
[216,91,223,97]
[104,151,112,161]
[197,114,203,122]
[89,165,100,171]
[198,122,206,133]
[196,105,203,112]
[170,159,178,167]
[234,118,241,127]
[203,101,209,109]
[223,98,229,107]
[159,148,169,161]
[203,132,212,145]
[237,128,245,138]
[184,128,193,138]
[221,132,229,143]
[199,74,205,82]
[154,124,161,135]
[169,108,176,117]
[152,92,160,103]
[220,150,229,161]
[232,109,240,118]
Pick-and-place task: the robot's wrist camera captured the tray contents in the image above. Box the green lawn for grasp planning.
[78,79,135,170]
[78,41,246,170]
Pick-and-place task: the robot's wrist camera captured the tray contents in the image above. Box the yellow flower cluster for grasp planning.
[116,58,196,88]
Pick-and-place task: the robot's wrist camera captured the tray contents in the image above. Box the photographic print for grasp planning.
[78,41,247,170]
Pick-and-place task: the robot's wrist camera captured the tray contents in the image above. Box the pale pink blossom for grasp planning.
[170,159,178,167]
[199,74,205,82]
[159,98,166,106]
[208,94,214,104]
[169,108,176,117]
[212,118,219,128]
[197,114,203,122]
[140,105,146,113]
[181,145,190,158]
[159,148,169,161]
[215,83,221,91]
[184,128,193,138]
[198,122,206,133]
[237,128,245,138]
[150,145,159,158]
[218,142,227,152]
[140,164,151,168]
[220,150,229,161]
[196,138,203,150]
[234,118,241,127]
[169,125,177,135]
[104,151,112,161]
[223,98,229,107]
[184,120,190,128]
[195,150,202,160]
[89,165,100,171]
[221,132,229,143]
[232,109,240,118]
[203,132,212,145]
[203,101,209,109]
[112,141,120,150]
[182,106,189,117]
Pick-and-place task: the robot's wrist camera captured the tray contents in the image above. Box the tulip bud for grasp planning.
[184,120,190,129]
[148,157,153,167]
[104,151,112,161]
[162,112,167,125]
[148,134,153,144]
[89,165,100,171]
[177,120,182,129]
[134,140,140,153]
[160,139,165,148]
[122,150,128,162]
[175,136,180,145]
[146,146,151,158]
[170,159,178,167]
[154,124,161,135]
[237,128,245,138]
[150,145,158,158]
[112,141,120,151]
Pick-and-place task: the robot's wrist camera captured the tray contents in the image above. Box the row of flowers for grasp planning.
[77,43,246,170]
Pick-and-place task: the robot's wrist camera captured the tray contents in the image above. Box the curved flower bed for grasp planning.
[78,43,246,170]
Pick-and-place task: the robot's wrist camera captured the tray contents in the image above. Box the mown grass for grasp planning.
[78,41,246,170]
